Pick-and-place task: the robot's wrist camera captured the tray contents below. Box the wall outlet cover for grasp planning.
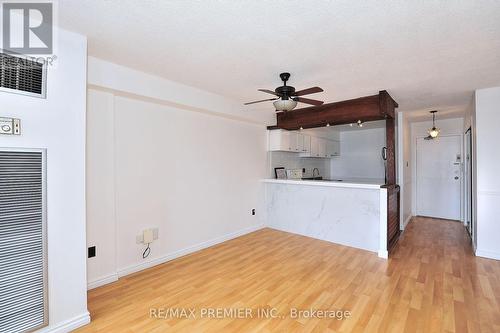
[143,229,154,244]
[88,246,96,258]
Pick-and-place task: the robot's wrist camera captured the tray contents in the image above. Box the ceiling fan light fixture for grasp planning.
[273,98,297,111]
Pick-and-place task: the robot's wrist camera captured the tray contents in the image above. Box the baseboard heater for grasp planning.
[0,149,48,333]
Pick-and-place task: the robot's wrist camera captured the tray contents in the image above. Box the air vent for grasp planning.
[0,53,46,98]
[0,149,48,333]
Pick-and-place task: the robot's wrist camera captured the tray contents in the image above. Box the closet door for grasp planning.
[0,150,47,333]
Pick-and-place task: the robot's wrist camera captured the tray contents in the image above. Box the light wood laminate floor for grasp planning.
[76,217,500,332]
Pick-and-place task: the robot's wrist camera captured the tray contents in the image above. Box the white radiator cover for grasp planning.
[0,149,47,333]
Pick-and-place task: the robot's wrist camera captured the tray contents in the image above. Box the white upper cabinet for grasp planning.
[269,129,297,152]
[319,138,328,158]
[269,130,339,158]
[289,132,299,152]
[297,133,311,154]
[308,136,327,158]
[327,140,341,157]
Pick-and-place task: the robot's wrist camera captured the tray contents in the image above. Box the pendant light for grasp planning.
[427,111,440,139]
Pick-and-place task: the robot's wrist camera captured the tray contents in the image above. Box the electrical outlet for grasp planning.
[252,209,256,216]
[13,119,21,135]
[88,246,96,258]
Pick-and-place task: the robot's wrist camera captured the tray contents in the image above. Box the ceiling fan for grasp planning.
[244,72,324,112]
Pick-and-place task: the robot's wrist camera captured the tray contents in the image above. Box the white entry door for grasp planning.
[416,135,462,220]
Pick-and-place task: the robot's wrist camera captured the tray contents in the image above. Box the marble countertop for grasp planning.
[262,178,384,190]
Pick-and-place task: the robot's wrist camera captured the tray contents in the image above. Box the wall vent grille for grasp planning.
[0,53,46,98]
[0,150,48,333]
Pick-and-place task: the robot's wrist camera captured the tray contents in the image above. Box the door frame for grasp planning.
[413,134,464,221]
[464,128,474,239]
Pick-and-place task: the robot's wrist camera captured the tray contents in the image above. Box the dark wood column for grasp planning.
[380,92,400,251]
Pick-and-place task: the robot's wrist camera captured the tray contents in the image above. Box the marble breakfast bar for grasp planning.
[263,179,389,258]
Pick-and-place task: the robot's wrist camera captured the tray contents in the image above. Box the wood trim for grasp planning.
[385,185,401,250]
[385,117,396,185]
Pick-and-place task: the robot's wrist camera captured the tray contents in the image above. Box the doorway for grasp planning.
[416,135,462,220]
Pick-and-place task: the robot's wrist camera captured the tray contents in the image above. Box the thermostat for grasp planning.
[0,117,21,135]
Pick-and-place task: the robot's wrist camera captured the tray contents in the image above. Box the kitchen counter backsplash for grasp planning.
[269,151,331,179]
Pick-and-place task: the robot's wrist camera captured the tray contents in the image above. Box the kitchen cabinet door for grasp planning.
[310,136,320,157]
[302,134,311,154]
[327,140,340,157]
[297,133,311,154]
[269,130,298,152]
[318,138,327,157]
[289,132,299,152]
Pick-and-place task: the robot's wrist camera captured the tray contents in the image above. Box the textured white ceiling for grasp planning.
[59,0,500,116]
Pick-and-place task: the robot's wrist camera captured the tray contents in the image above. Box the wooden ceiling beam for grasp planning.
[268,90,398,131]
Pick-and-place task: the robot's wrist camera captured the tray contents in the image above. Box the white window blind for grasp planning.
[0,150,47,333]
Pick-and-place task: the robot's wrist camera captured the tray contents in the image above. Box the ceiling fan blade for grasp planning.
[244,98,278,105]
[258,89,280,96]
[294,86,323,96]
[295,97,324,106]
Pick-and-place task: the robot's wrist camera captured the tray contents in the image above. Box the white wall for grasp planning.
[87,57,274,125]
[331,128,386,180]
[410,118,464,218]
[0,30,89,331]
[474,86,500,260]
[86,90,117,287]
[86,62,268,287]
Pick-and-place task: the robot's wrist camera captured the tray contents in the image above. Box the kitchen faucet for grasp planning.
[312,168,320,178]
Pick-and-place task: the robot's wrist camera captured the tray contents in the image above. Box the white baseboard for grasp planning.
[402,215,412,230]
[87,273,119,290]
[117,224,265,278]
[475,249,500,261]
[37,312,90,333]
[377,250,388,259]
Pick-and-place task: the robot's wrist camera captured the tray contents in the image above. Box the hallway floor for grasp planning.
[76,217,500,332]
